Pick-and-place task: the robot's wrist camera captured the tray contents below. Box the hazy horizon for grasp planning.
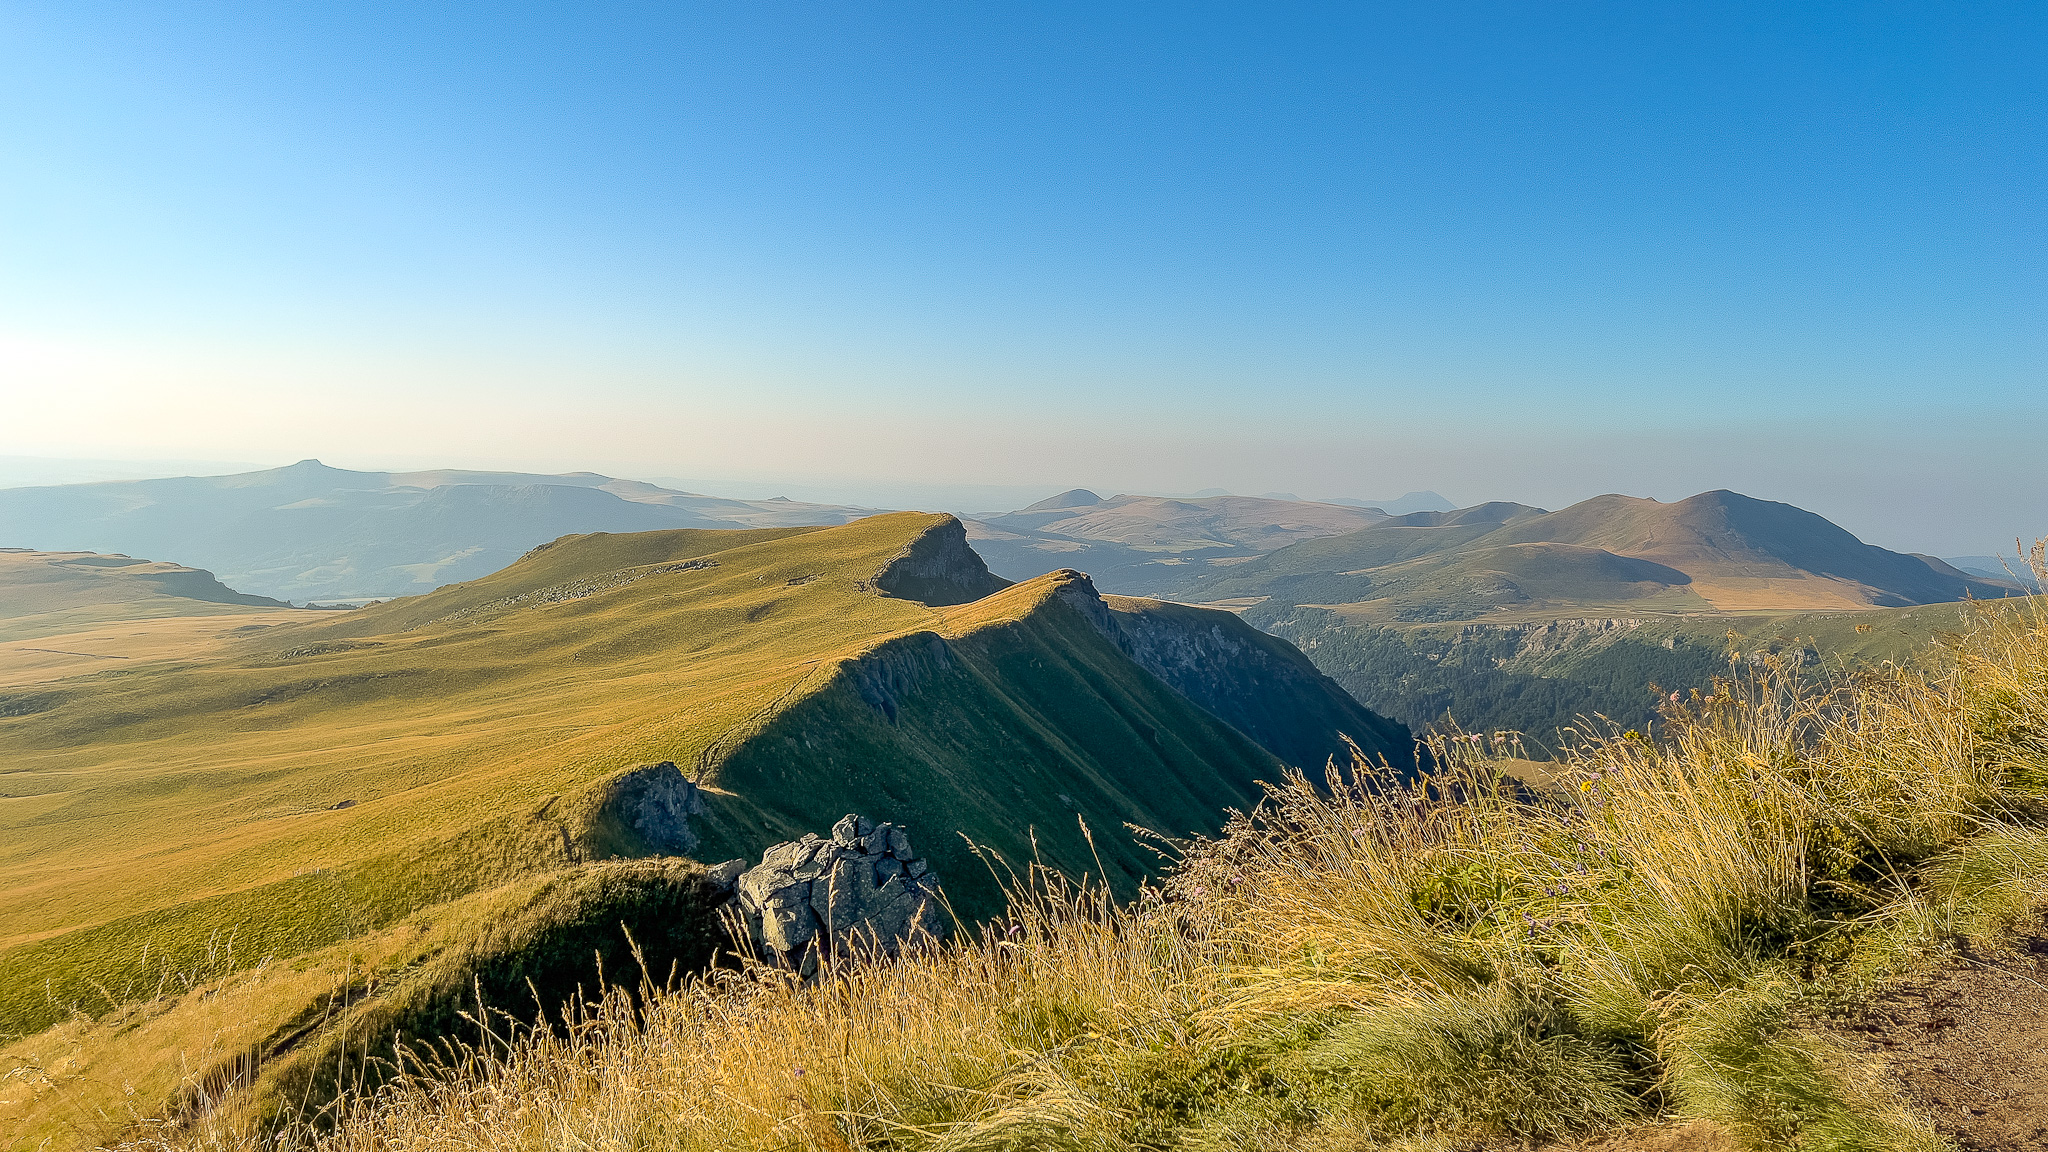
[1,447,2036,563]
[3,4,2042,556]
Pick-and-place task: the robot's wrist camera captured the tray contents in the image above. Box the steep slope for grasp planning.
[1265,599,1996,752]
[1095,591,1409,772]
[0,513,1406,1046]
[0,460,881,601]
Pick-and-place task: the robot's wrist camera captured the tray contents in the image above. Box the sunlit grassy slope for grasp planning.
[0,512,1399,1051]
[136,563,2048,1152]
[2,859,734,1149]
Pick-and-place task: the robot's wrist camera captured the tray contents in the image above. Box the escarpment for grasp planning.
[1040,568,1411,773]
[872,514,1012,605]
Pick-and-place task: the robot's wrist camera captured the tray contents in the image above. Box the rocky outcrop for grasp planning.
[570,760,709,858]
[733,814,945,976]
[872,516,1011,606]
[847,632,954,723]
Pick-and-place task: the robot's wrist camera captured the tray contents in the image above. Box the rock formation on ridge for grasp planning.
[733,814,946,976]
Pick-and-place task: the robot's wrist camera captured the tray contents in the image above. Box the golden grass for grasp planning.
[121,550,2048,1151]
[1685,576,1885,613]
[0,517,949,953]
[4,860,726,1151]
[0,613,309,689]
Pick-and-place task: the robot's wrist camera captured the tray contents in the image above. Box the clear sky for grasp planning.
[1,3,2042,553]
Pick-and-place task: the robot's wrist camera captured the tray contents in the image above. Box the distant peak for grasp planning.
[1025,488,1103,511]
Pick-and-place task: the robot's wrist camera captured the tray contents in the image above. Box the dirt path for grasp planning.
[1838,917,2048,1151]
[1562,1120,1736,1152]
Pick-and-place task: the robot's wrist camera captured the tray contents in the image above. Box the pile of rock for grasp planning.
[733,814,946,976]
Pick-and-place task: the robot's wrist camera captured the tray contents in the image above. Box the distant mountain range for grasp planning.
[1,462,2023,636]
[0,460,879,602]
[1182,488,1453,515]
[1944,554,2043,592]
[1147,490,2032,748]
[0,466,1461,604]
[1166,490,2021,618]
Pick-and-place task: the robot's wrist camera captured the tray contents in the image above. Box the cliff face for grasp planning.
[1033,568,1410,773]
[1102,594,1410,773]
[872,515,1012,606]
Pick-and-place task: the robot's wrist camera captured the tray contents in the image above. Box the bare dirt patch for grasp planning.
[1531,1119,1736,1152]
[1838,916,2048,1151]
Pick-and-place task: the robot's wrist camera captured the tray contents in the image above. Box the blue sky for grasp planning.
[1,3,2042,552]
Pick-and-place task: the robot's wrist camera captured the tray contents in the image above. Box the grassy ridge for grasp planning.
[0,548,297,646]
[150,574,2048,1151]
[0,772,669,1047]
[0,516,954,954]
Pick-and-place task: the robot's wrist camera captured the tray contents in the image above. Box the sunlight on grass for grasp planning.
[109,548,2048,1150]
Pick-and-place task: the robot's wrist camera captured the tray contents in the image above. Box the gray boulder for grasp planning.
[734,814,946,976]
